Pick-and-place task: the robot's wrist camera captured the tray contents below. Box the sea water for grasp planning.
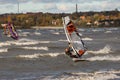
[0,27,120,80]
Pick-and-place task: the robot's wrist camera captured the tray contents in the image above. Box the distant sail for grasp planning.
[7,23,18,40]
[63,16,86,57]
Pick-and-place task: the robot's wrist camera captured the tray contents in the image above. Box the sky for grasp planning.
[0,0,120,14]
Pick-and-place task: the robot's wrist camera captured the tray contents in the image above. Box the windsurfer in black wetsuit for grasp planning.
[65,42,86,58]
[65,43,78,58]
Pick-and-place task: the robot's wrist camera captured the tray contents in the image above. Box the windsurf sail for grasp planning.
[62,16,86,58]
[7,23,18,40]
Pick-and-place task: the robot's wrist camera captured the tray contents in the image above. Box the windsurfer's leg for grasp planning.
[65,47,72,56]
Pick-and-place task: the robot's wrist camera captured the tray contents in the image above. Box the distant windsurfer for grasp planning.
[1,22,18,39]
[1,23,10,35]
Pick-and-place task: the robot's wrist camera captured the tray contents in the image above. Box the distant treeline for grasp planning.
[0,9,120,28]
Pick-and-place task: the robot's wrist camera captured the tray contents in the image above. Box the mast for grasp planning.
[17,0,19,13]
[76,4,78,14]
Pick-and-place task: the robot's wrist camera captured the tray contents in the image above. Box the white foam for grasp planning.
[18,53,63,59]
[105,31,112,33]
[22,47,48,50]
[39,41,50,43]
[92,29,101,32]
[13,41,39,46]
[78,29,85,31]
[43,70,120,80]
[58,39,67,42]
[34,32,41,35]
[18,38,35,42]
[83,37,93,41]
[18,38,50,43]
[87,55,120,61]
[5,38,40,46]
[64,70,120,80]
[107,28,118,31]
[0,42,11,47]
[53,32,60,35]
[6,41,39,46]
[0,48,8,53]
[4,38,51,46]
[19,32,30,36]
[18,54,40,59]
[47,53,62,57]
[88,45,112,54]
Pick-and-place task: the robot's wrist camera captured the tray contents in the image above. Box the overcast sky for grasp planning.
[0,0,120,14]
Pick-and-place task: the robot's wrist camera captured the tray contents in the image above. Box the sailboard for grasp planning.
[7,23,18,40]
[62,16,87,62]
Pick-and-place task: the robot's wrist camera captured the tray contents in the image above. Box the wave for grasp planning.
[0,48,8,53]
[53,70,120,80]
[78,29,85,31]
[53,32,60,35]
[87,55,120,61]
[0,42,11,47]
[83,37,93,41]
[58,39,67,42]
[92,29,102,32]
[0,38,53,47]
[105,31,112,33]
[5,38,40,46]
[19,32,30,37]
[87,45,112,54]
[17,53,63,59]
[21,47,48,50]
[7,40,39,46]
[34,32,41,35]
[106,28,118,31]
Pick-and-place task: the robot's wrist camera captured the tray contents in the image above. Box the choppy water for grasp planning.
[0,27,120,80]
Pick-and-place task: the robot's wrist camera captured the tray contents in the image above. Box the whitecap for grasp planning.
[105,31,112,33]
[0,48,8,53]
[0,42,11,47]
[58,39,67,42]
[22,47,48,51]
[19,32,30,36]
[39,41,50,43]
[92,29,101,32]
[53,32,60,35]
[34,32,41,35]
[87,55,120,61]
[17,53,63,59]
[5,38,40,46]
[18,54,39,59]
[68,70,120,80]
[83,37,93,41]
[88,45,112,54]
[13,42,39,46]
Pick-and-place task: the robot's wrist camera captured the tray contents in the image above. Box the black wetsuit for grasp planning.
[65,47,78,58]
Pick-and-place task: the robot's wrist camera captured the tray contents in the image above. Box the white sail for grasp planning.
[63,16,86,57]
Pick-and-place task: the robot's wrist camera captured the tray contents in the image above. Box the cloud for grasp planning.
[0,0,29,4]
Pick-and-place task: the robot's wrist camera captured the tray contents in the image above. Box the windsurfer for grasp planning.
[3,24,8,35]
[65,43,85,58]
[65,43,78,58]
[1,23,10,35]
